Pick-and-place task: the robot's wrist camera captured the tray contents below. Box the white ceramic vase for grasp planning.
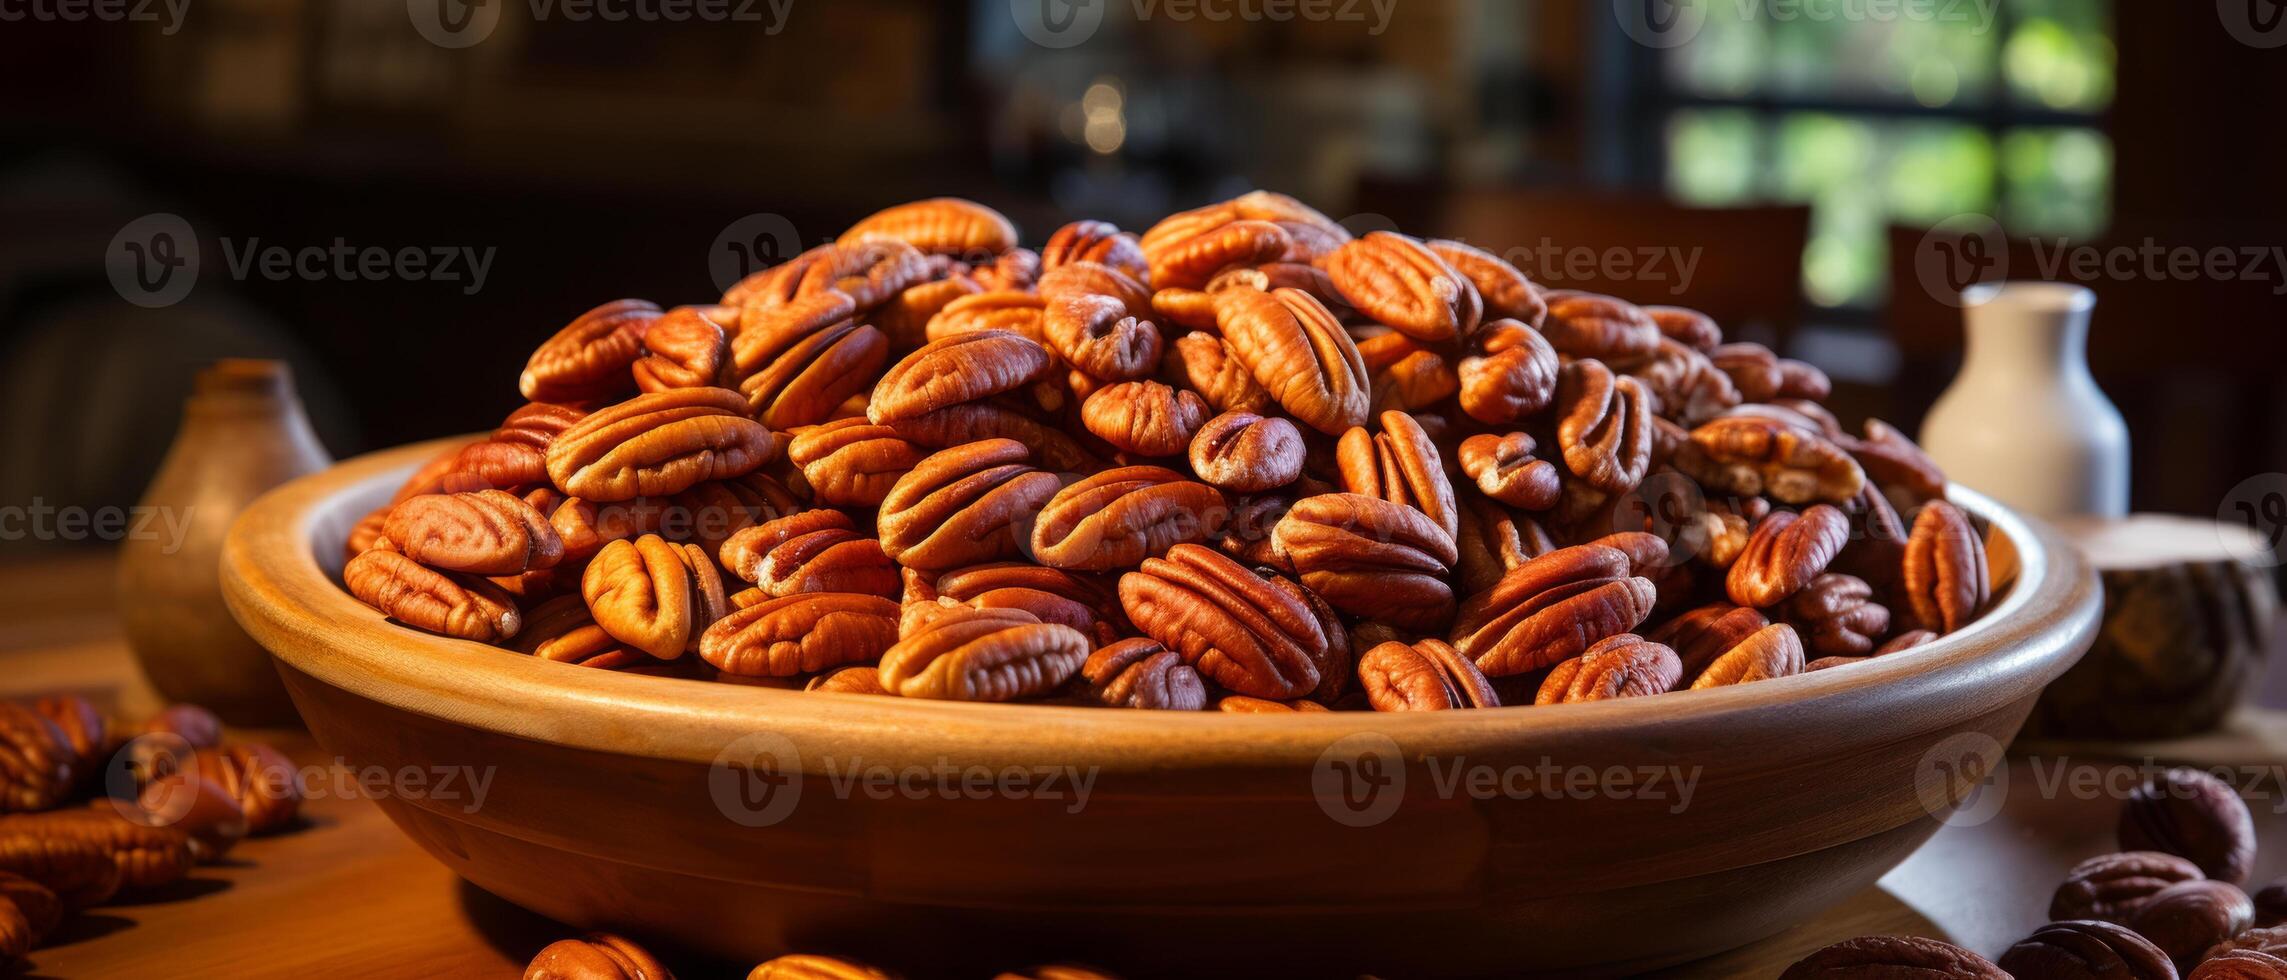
[1920,282,2129,520]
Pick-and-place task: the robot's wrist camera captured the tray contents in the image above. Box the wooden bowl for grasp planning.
[221,437,2101,977]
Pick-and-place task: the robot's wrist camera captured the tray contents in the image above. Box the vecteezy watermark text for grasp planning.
[408,0,795,48]
[709,731,1100,827]
[108,213,498,308]
[0,501,193,552]
[1011,0,1396,48]
[1312,733,1703,828]
[0,0,189,34]
[1613,0,2000,50]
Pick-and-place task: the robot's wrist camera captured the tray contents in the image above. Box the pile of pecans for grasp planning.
[342,193,1992,710]
[1785,767,2287,979]
[0,697,304,967]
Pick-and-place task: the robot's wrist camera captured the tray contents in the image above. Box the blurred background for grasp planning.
[0,0,2281,542]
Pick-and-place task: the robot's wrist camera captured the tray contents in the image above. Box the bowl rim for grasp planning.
[222,436,2101,771]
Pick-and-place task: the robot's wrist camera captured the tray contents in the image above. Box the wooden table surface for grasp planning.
[7,551,2284,980]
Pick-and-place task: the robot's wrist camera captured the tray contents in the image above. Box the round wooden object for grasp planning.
[219,438,2101,977]
[2025,515,2279,739]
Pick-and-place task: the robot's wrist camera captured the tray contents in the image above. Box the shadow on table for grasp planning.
[456,877,751,977]
[1648,887,1950,978]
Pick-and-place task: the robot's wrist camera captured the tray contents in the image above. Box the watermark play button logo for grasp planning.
[1915,731,2008,828]
[711,731,802,828]
[1011,0,1104,49]
[1613,0,1707,50]
[408,0,501,48]
[2221,0,2287,48]
[1913,213,2010,307]
[107,213,200,309]
[1312,731,1405,828]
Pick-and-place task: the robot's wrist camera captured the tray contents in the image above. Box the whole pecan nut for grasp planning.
[1458,432,1560,511]
[1536,634,1682,704]
[2120,767,2258,885]
[877,607,1090,701]
[1188,411,1304,493]
[1213,287,1369,436]
[1358,639,1498,711]
[344,549,521,642]
[1029,465,1225,572]
[1117,543,1331,699]
[720,511,898,598]
[1449,543,1656,677]
[519,299,659,405]
[1322,231,1481,343]
[1335,410,1460,543]
[1272,493,1458,633]
[1780,572,1893,656]
[866,330,1056,425]
[1080,381,1210,458]
[384,490,563,576]
[840,197,1018,259]
[1901,499,1991,634]
[877,439,1061,570]
[1080,638,1209,710]
[1457,318,1560,426]
[1677,414,1865,505]
[545,388,779,502]
[1726,505,1849,608]
[698,592,899,677]
[581,534,729,658]
[1426,239,1545,326]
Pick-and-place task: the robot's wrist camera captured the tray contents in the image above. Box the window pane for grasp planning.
[1662,0,1999,104]
[1762,115,1996,307]
[2002,127,2112,237]
[1667,109,1760,205]
[2005,0,2116,110]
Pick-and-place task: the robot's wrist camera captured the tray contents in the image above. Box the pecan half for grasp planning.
[840,197,1018,259]
[1781,572,1893,656]
[1216,696,1331,713]
[581,534,728,658]
[384,490,563,576]
[1536,634,1682,704]
[1901,499,1990,634]
[721,511,898,598]
[513,595,650,670]
[2,809,194,892]
[2051,852,2207,924]
[0,872,58,943]
[732,290,859,379]
[1677,414,1865,505]
[924,290,1048,344]
[807,665,889,695]
[1163,332,1275,415]
[1356,331,1460,414]
[968,247,1040,292]
[1779,936,2008,979]
[1426,239,1544,326]
[1540,290,1660,362]
[882,401,1092,473]
[1038,260,1153,320]
[877,439,1060,570]
[788,239,931,313]
[925,563,1121,645]
[1322,231,1481,343]
[1141,216,1290,290]
[2131,880,2255,971]
[750,954,898,980]
[877,607,1090,701]
[1458,432,1561,511]
[1189,411,1304,493]
[344,549,521,642]
[1846,418,1949,503]
[450,403,588,490]
[1335,410,1460,543]
[1645,602,1770,680]
[1273,493,1459,632]
[1726,505,1848,607]
[1213,287,1369,435]
[1455,495,1556,597]
[1044,293,1163,381]
[1080,381,1210,457]
[30,695,103,783]
[1150,287,1219,332]
[698,592,899,677]
[874,274,983,351]
[1687,622,1804,689]
[867,330,1057,425]
[1629,339,1741,425]
[519,299,659,405]
[523,932,677,980]
[1080,638,1209,710]
[1030,466,1224,572]
[1554,359,1654,495]
[1456,318,1561,426]
[1043,220,1151,282]
[1118,543,1331,699]
[1449,543,1656,676]
[2120,767,2257,885]
[0,706,70,813]
[545,388,779,502]
[739,318,889,430]
[1995,920,2176,980]
[633,304,734,392]
[787,418,927,508]
[1644,305,1721,351]
[1359,639,1498,711]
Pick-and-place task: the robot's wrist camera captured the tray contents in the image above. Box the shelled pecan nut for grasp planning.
[1449,543,1656,677]
[1188,411,1304,493]
[30,695,103,781]
[1213,286,1369,436]
[1118,544,1331,699]
[1901,499,1991,634]
[1322,231,1481,343]
[1029,466,1224,572]
[545,388,779,502]
[877,439,1061,570]
[0,833,119,909]
[1358,639,1498,711]
[1,809,193,893]
[1080,381,1210,457]
[1555,359,1654,496]
[659,474,803,557]
[1536,634,1682,704]
[1677,414,1865,505]
[2131,880,2255,971]
[966,247,1040,292]
[806,665,889,695]
[1645,602,1771,681]
[866,330,1057,425]
[1043,293,1162,381]
[739,319,889,430]
[1335,410,1460,543]
[839,197,1018,259]
[750,953,900,980]
[384,490,563,576]
[881,401,1091,473]
[1454,495,1556,597]
[0,871,59,943]
[787,419,927,507]
[877,607,1090,701]
[344,549,521,642]
[2051,852,2207,923]
[1038,259,1153,320]
[1726,505,1849,608]
[2121,767,2257,885]
[1457,318,1560,426]
[1779,936,2008,979]
[1781,572,1893,657]
[875,274,982,351]
[634,304,734,392]
[721,511,898,598]
[1846,418,1949,502]
[923,563,1121,645]
[0,706,70,813]
[581,534,729,658]
[1645,305,1721,351]
[451,403,589,490]
[1458,432,1561,511]
[732,291,860,380]
[1356,331,1460,414]
[512,595,648,669]
[792,239,930,312]
[924,290,1048,344]
[193,742,303,835]
[1163,333,1275,415]
[523,931,678,980]
[519,299,660,404]
[1426,239,1544,326]
[1629,339,1741,425]
[1687,622,1804,689]
[1540,290,1660,362]
[1042,220,1150,282]
[1080,638,1209,710]
[1272,493,1459,632]
[698,592,899,677]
